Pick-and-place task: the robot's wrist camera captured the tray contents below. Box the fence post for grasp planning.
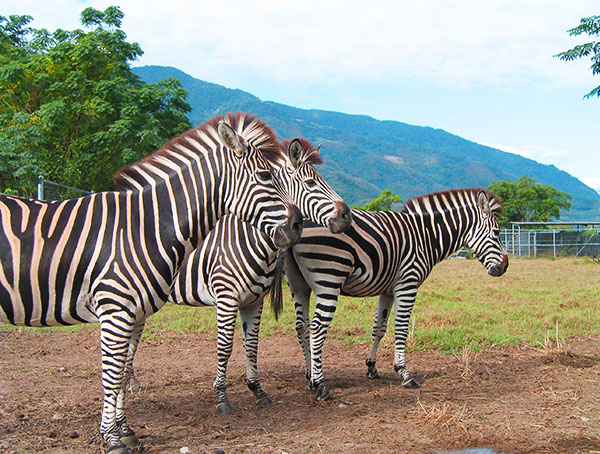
[37,176,44,201]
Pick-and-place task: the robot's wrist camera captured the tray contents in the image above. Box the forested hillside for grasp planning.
[134,65,600,220]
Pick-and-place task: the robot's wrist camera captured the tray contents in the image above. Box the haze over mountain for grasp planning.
[134,66,600,221]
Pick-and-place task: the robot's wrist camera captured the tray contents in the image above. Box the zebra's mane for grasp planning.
[401,188,502,217]
[113,112,283,190]
[281,138,323,165]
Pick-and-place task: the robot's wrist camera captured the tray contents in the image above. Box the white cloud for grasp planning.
[4,0,599,191]
[581,177,600,193]
[478,142,600,192]
[6,0,598,90]
[479,142,573,166]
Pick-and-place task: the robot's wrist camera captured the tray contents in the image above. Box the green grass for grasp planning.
[3,257,599,353]
[143,256,600,353]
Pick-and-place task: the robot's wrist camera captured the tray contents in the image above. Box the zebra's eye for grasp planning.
[304,178,318,188]
[492,228,500,238]
[256,171,272,183]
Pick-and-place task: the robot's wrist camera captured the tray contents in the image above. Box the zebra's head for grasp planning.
[113,112,302,249]
[463,190,509,277]
[217,119,303,249]
[277,138,352,234]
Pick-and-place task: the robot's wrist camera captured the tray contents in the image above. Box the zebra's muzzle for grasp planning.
[328,202,352,234]
[488,253,509,277]
[274,205,303,249]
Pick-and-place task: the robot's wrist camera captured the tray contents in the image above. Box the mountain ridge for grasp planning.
[133,65,600,220]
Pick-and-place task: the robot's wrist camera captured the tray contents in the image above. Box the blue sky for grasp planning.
[5,0,600,193]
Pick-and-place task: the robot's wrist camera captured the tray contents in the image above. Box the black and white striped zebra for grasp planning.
[168,138,351,413]
[284,188,509,400]
[0,113,303,454]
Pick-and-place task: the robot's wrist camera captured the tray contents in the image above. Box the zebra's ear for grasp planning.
[288,138,303,168]
[218,122,246,157]
[478,191,491,216]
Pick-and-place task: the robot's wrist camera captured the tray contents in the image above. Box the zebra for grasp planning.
[284,188,509,400]
[0,112,303,454]
[167,137,351,414]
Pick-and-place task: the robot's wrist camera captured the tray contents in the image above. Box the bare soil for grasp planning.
[1,329,599,454]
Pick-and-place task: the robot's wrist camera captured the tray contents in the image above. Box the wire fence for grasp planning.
[36,176,92,201]
[1,173,93,200]
[502,226,600,258]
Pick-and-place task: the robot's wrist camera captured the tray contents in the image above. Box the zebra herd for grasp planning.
[0,112,508,453]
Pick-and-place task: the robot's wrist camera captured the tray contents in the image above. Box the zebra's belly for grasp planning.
[176,278,216,307]
[0,288,99,327]
[341,271,395,298]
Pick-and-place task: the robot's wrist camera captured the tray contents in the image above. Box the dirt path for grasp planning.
[1,329,599,454]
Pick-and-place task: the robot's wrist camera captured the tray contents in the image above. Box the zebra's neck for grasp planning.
[403,196,476,265]
[129,153,226,272]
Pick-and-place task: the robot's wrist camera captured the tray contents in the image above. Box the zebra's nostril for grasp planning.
[292,221,302,234]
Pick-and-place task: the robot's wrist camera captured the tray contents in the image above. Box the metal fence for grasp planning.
[503,222,600,258]
[36,176,92,201]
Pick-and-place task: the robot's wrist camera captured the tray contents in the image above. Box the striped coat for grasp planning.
[168,138,351,413]
[284,188,508,400]
[0,113,300,454]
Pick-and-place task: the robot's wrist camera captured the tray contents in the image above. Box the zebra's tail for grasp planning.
[269,250,286,321]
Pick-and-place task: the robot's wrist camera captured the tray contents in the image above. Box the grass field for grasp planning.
[141,256,600,353]
[5,257,599,353]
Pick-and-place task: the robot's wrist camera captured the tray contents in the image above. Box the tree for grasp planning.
[0,7,191,196]
[354,189,402,211]
[489,176,572,228]
[555,15,600,99]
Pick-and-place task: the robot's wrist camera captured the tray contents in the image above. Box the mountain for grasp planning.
[133,65,600,221]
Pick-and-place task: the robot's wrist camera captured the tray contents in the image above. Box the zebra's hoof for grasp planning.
[315,384,332,401]
[128,381,146,394]
[366,367,380,379]
[402,376,421,389]
[256,395,275,408]
[217,401,233,414]
[120,430,141,448]
[107,440,130,454]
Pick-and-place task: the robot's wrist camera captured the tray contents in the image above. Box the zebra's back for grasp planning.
[292,210,410,297]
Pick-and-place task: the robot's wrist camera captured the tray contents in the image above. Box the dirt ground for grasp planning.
[1,329,599,454]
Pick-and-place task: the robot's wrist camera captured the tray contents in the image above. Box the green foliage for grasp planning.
[489,176,572,228]
[0,8,191,197]
[353,188,402,211]
[555,15,600,99]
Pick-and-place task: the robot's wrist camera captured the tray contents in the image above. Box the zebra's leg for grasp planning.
[98,313,137,454]
[240,302,274,408]
[294,292,312,383]
[392,283,420,388]
[117,322,145,449]
[309,295,339,401]
[127,328,146,396]
[366,294,394,379]
[213,303,238,414]
[285,252,313,382]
